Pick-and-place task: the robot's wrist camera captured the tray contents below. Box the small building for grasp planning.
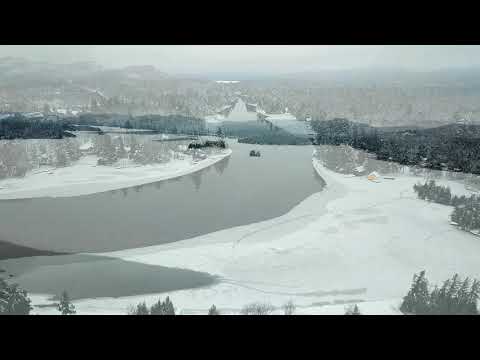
[367,171,380,181]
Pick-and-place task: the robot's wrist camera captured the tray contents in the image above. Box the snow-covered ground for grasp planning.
[224,99,258,122]
[95,126,156,133]
[0,149,232,199]
[27,147,480,314]
[204,114,226,124]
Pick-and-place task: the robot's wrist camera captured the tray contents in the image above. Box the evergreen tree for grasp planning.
[467,279,480,314]
[216,126,225,138]
[400,270,430,314]
[57,290,76,315]
[150,299,164,315]
[162,296,175,315]
[150,296,175,315]
[208,304,220,315]
[129,302,149,315]
[450,194,480,231]
[0,278,32,315]
[402,272,480,315]
[456,277,471,314]
[345,304,361,315]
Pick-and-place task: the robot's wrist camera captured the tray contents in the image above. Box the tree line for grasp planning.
[413,180,453,206]
[6,270,478,315]
[401,271,479,315]
[0,133,193,180]
[0,114,74,140]
[312,118,480,175]
[60,113,207,136]
[0,277,75,315]
[413,180,480,233]
[94,134,192,166]
[0,113,208,139]
[128,298,355,315]
[128,297,176,315]
[0,138,81,179]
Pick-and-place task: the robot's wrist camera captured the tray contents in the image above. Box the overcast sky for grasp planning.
[1,45,480,75]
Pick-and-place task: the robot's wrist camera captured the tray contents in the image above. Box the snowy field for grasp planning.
[27,147,480,315]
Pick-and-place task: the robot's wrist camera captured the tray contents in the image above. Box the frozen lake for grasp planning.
[0,140,324,301]
[0,140,325,254]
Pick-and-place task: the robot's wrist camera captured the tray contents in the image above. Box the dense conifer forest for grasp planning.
[401,271,479,315]
[312,118,480,175]
[60,113,207,135]
[413,180,480,233]
[0,114,74,139]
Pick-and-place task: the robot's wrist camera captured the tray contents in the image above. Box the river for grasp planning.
[0,140,325,301]
[0,140,324,254]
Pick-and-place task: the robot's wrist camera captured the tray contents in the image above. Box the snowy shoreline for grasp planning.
[0,149,232,200]
[15,147,480,314]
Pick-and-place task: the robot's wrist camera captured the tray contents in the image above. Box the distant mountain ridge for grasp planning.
[2,58,480,128]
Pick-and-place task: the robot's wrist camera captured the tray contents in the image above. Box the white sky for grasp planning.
[1,45,480,75]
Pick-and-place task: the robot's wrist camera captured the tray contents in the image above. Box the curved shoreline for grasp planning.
[0,149,232,200]
[41,150,480,314]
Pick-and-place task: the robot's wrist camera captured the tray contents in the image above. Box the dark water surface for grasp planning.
[0,253,216,300]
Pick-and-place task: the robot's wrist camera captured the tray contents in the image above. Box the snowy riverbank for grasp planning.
[0,149,232,199]
[23,147,480,314]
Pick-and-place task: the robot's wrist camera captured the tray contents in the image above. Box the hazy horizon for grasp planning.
[2,45,480,78]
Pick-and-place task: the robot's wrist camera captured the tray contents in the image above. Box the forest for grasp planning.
[0,138,81,178]
[0,114,75,139]
[312,118,480,175]
[59,113,207,135]
[3,269,477,315]
[413,180,480,233]
[400,271,479,315]
[0,134,194,180]
[0,111,208,139]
